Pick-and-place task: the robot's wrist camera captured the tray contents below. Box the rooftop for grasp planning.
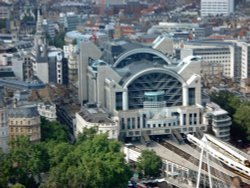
[78,107,114,124]
[8,104,39,118]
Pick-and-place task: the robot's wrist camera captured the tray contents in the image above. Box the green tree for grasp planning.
[54,32,65,48]
[41,133,131,188]
[72,39,77,45]
[136,150,162,178]
[40,118,68,142]
[0,149,11,187]
[233,104,250,141]
[11,183,25,188]
[8,136,48,187]
[22,16,34,22]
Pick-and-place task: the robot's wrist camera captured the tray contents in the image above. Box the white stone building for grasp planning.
[77,41,231,141]
[37,103,57,121]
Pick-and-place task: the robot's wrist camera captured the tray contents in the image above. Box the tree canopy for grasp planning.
[0,127,131,188]
[40,118,68,142]
[41,133,131,188]
[136,150,162,178]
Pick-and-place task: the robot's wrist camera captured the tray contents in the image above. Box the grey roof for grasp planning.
[8,105,39,118]
[78,108,114,124]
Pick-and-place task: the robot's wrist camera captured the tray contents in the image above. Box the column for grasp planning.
[122,91,128,110]
[183,85,188,106]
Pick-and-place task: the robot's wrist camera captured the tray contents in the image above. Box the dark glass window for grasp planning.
[115,92,123,110]
[188,88,195,105]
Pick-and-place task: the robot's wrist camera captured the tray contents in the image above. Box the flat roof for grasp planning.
[78,108,114,124]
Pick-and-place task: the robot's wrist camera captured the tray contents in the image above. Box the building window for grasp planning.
[132,118,135,129]
[137,117,140,129]
[158,124,161,127]
[115,92,123,110]
[189,114,193,125]
[127,118,131,129]
[143,114,146,128]
[147,124,150,128]
[153,124,156,128]
[194,113,197,125]
[121,118,125,130]
[183,114,186,125]
[188,88,195,105]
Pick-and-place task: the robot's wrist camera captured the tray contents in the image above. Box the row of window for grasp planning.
[126,126,206,136]
[10,120,31,125]
[10,126,40,133]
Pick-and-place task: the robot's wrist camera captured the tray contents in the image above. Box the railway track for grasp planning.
[159,140,250,184]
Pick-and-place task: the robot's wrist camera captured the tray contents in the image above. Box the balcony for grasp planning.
[213,116,231,123]
[212,121,232,128]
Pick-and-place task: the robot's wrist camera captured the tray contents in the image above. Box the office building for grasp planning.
[76,41,231,141]
[201,0,234,17]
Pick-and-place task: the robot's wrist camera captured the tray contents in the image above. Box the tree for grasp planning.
[72,39,77,45]
[22,16,34,22]
[233,104,250,141]
[7,136,48,187]
[11,183,25,188]
[54,32,65,48]
[41,133,131,188]
[136,150,162,178]
[40,118,68,142]
[0,149,11,187]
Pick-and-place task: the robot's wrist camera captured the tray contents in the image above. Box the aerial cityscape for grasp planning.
[0,0,250,187]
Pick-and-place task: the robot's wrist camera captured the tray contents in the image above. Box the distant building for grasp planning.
[32,9,49,83]
[37,103,57,121]
[201,0,234,17]
[0,86,8,152]
[0,2,11,19]
[23,54,33,81]
[44,19,56,39]
[148,22,212,40]
[32,9,68,85]
[8,104,41,142]
[175,40,250,81]
[59,12,81,32]
[238,42,250,80]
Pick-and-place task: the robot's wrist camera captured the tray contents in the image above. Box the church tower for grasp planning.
[34,8,47,62]
[32,8,49,84]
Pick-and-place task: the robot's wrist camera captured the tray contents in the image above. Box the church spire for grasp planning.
[36,8,44,34]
